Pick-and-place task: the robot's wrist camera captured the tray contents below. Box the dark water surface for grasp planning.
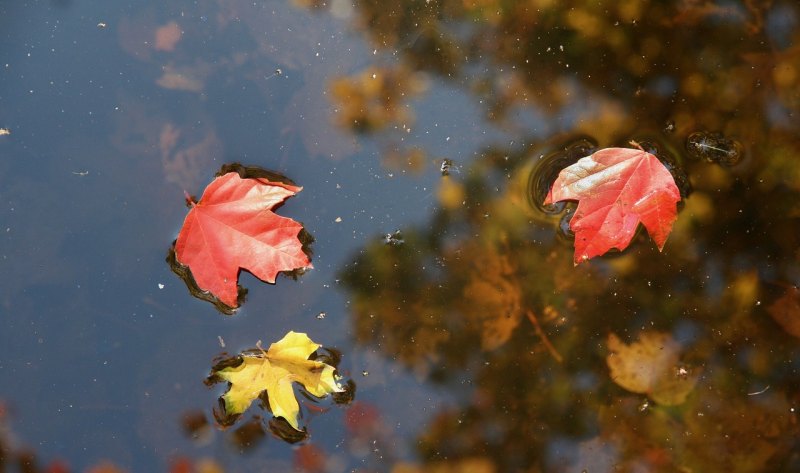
[2,1,800,472]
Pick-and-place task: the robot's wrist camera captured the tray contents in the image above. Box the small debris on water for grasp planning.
[747,385,770,396]
[217,336,225,348]
[335,217,342,223]
[264,69,282,80]
[686,131,743,166]
[97,22,107,29]
[639,399,650,412]
[440,158,457,176]
[0,128,10,136]
[158,283,165,289]
[316,311,326,319]
[361,370,369,377]
[383,230,404,246]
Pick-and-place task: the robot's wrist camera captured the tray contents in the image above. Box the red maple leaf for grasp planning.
[174,172,311,308]
[544,145,681,264]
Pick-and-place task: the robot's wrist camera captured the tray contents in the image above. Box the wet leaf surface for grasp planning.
[545,146,682,264]
[206,331,343,432]
[173,171,311,309]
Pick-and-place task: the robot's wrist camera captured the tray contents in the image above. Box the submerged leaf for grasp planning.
[606,331,699,405]
[208,331,343,431]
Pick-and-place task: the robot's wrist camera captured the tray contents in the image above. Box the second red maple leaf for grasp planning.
[544,146,681,264]
[174,171,311,308]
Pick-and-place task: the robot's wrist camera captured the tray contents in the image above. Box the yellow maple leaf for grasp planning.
[211,331,343,431]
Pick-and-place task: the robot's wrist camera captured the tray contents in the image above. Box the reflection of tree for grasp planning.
[342,137,800,471]
[332,1,799,145]
[325,1,800,471]
[0,401,129,472]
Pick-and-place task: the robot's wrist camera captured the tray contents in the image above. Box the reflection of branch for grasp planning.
[526,310,563,363]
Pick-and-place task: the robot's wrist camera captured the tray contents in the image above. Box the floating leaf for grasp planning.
[544,145,681,264]
[173,171,311,308]
[207,331,343,431]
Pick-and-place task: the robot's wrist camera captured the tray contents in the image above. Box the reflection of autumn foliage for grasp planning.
[321,0,799,152]
[768,286,800,339]
[391,457,495,473]
[597,389,794,472]
[460,244,522,351]
[330,66,427,133]
[0,401,127,473]
[342,140,800,472]
[312,1,800,471]
[159,123,222,189]
[342,164,598,374]
[154,21,182,52]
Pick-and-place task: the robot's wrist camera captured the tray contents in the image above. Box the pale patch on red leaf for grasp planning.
[544,147,681,264]
[175,172,311,308]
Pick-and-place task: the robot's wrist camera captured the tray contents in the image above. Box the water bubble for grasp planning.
[527,137,598,214]
[685,131,743,166]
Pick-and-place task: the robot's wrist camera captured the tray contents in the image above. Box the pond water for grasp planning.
[2,1,800,472]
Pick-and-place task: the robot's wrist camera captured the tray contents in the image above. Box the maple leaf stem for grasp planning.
[525,310,563,363]
[183,190,196,206]
[628,140,645,152]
